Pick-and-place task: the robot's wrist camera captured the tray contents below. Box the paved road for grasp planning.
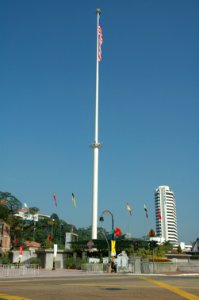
[0,274,199,300]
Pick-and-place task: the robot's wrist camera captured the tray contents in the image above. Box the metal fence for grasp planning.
[0,264,40,277]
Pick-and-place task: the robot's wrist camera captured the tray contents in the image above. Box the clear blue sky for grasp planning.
[1,0,198,244]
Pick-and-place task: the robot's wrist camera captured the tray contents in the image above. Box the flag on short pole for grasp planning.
[53,244,58,258]
[111,240,116,256]
[114,227,122,237]
[98,20,103,61]
[19,246,23,256]
[126,202,132,216]
[53,193,57,207]
[144,204,148,218]
[72,193,76,208]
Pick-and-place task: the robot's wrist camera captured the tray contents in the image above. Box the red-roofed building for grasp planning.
[24,241,41,249]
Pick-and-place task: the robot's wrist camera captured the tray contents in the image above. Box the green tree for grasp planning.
[29,207,39,215]
[162,241,173,253]
[0,191,23,248]
[177,245,182,254]
[2,252,10,265]
[0,191,22,223]
[137,247,151,258]
[0,192,22,213]
[0,205,9,220]
[76,226,92,241]
[76,226,106,241]
[34,219,48,243]
[50,213,59,222]
[43,236,53,249]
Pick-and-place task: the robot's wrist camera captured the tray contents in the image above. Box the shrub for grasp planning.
[2,253,10,265]
[75,258,87,270]
[65,257,87,269]
[65,257,74,269]
[42,238,53,249]
[30,258,41,266]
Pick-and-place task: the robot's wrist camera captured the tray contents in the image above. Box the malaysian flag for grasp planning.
[98,21,103,61]
[157,209,162,220]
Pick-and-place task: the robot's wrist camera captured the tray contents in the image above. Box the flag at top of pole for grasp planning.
[96,8,103,61]
[98,20,103,61]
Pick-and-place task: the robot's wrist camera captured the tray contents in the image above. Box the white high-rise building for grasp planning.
[154,186,178,244]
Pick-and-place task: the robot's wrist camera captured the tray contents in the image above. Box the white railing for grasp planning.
[0,264,40,277]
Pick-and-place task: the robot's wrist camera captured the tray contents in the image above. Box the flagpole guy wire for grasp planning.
[90,8,102,240]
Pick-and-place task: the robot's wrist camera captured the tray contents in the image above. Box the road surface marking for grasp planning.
[140,276,199,300]
[0,293,30,300]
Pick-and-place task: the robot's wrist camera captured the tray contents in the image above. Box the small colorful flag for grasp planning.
[157,209,162,220]
[126,202,132,216]
[53,193,57,207]
[149,229,156,237]
[114,227,122,237]
[72,193,76,208]
[144,204,148,218]
[98,21,103,61]
[111,240,116,256]
[19,246,23,256]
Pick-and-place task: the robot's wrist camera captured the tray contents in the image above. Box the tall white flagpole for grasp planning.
[91,8,102,239]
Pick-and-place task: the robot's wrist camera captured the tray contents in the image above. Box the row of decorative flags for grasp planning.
[53,193,76,208]
[126,202,149,219]
[126,202,162,220]
[52,194,162,220]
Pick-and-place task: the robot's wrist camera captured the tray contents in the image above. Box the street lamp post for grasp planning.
[99,210,115,268]
[99,210,114,240]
